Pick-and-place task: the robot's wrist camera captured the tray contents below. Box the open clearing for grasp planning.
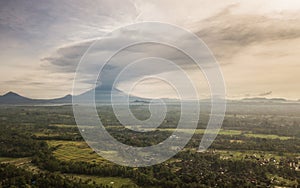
[47,140,114,164]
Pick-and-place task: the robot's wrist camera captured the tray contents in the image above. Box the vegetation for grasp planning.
[0,104,299,187]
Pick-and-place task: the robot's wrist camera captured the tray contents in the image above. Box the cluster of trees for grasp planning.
[0,128,47,158]
[0,163,109,188]
[174,152,299,187]
[30,142,300,187]
[194,135,300,153]
[31,147,159,187]
[222,114,300,138]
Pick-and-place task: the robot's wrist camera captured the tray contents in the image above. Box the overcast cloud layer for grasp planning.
[0,0,299,99]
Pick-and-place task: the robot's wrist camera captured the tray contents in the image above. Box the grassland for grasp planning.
[0,157,15,163]
[47,140,112,164]
[0,157,31,166]
[65,174,138,188]
[244,133,291,140]
[157,128,292,140]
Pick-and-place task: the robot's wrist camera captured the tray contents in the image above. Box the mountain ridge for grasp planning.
[0,91,298,105]
[0,91,71,104]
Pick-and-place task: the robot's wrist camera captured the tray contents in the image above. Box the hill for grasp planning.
[0,91,71,105]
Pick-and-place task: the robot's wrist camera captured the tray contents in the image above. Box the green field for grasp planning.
[0,157,15,163]
[158,128,292,139]
[244,133,291,140]
[0,157,31,166]
[48,124,77,128]
[65,174,138,188]
[154,128,242,135]
[47,140,111,164]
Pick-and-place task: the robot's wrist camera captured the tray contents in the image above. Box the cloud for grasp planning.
[41,23,219,96]
[258,91,272,96]
[41,40,94,73]
[2,0,300,99]
[195,5,300,63]
[43,4,300,74]
[40,3,300,99]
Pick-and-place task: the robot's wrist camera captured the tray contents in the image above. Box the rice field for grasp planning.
[47,140,114,164]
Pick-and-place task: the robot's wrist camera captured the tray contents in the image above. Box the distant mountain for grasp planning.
[0,87,144,105]
[48,94,72,103]
[0,91,71,105]
[242,97,287,102]
[75,86,147,104]
[132,99,150,104]
[0,89,295,105]
[0,92,34,104]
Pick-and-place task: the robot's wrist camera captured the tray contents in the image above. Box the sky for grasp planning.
[0,0,299,99]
